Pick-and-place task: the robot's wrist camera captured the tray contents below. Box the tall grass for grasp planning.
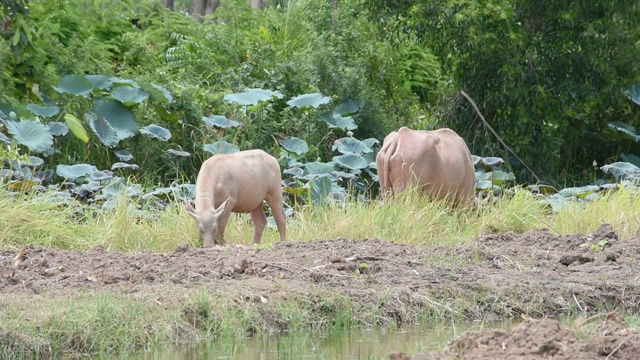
[2,185,640,251]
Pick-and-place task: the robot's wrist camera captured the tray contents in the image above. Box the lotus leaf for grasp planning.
[140,124,171,141]
[167,149,191,157]
[317,113,357,131]
[56,164,97,181]
[287,93,331,109]
[203,141,239,155]
[332,154,368,170]
[89,115,119,147]
[5,120,53,153]
[114,149,134,162]
[111,86,149,106]
[92,99,138,140]
[332,137,372,155]
[48,122,69,136]
[279,137,308,155]
[54,75,94,97]
[202,115,241,129]
[26,104,60,118]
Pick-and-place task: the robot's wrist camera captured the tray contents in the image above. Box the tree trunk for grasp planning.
[162,0,174,10]
[191,0,207,22]
[205,0,220,15]
[250,0,263,9]
[331,0,338,32]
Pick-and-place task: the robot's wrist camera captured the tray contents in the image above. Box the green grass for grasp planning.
[0,287,430,359]
[2,183,640,358]
[2,185,640,251]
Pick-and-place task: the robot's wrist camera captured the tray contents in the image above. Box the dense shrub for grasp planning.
[366,0,640,185]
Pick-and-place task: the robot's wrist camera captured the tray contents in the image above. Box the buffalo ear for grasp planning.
[185,201,198,220]
[213,197,232,216]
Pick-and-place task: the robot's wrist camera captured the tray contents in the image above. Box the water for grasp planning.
[134,321,503,360]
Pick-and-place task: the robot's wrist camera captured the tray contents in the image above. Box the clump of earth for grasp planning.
[391,313,640,360]
[2,224,639,359]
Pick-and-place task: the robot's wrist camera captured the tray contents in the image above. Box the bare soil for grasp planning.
[2,224,640,359]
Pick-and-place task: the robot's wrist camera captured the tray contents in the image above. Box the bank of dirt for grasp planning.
[1,224,639,358]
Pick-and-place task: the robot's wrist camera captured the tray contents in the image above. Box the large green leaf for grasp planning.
[304,161,339,176]
[317,113,357,131]
[92,99,138,140]
[102,177,142,198]
[5,120,53,153]
[332,154,369,170]
[202,115,241,129]
[601,162,640,178]
[247,88,283,100]
[140,124,171,141]
[88,115,119,147]
[110,77,139,88]
[114,149,134,162]
[558,185,599,199]
[625,84,640,106]
[476,170,516,184]
[481,157,505,168]
[361,138,380,149]
[224,88,283,106]
[310,176,332,203]
[90,170,113,182]
[0,102,37,120]
[607,122,640,141]
[26,156,44,168]
[26,104,59,118]
[56,164,97,181]
[139,82,173,105]
[279,137,309,155]
[476,180,494,190]
[620,153,640,168]
[110,86,149,106]
[287,93,331,109]
[112,162,140,171]
[332,137,372,155]
[54,75,94,97]
[167,149,191,157]
[48,122,69,136]
[64,114,89,143]
[153,104,180,122]
[203,141,239,155]
[85,75,113,90]
[539,195,566,213]
[333,99,360,115]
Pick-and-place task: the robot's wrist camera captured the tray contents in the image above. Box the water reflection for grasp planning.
[132,321,503,360]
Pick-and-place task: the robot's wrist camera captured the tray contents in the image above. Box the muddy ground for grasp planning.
[1,224,640,359]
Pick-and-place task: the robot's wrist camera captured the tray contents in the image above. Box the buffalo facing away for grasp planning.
[376,127,476,207]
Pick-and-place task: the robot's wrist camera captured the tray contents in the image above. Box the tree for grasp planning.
[162,0,174,10]
[190,0,221,22]
[366,0,640,183]
[250,0,263,9]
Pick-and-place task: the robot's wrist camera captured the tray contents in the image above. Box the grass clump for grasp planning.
[0,287,452,358]
[0,291,195,358]
[548,186,640,239]
[0,192,94,249]
[3,184,640,252]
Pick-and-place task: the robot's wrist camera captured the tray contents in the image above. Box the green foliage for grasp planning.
[366,0,640,184]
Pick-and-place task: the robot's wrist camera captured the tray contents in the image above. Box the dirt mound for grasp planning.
[2,224,640,325]
[392,312,640,360]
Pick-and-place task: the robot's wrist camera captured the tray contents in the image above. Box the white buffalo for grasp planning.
[186,149,287,247]
[376,127,476,207]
